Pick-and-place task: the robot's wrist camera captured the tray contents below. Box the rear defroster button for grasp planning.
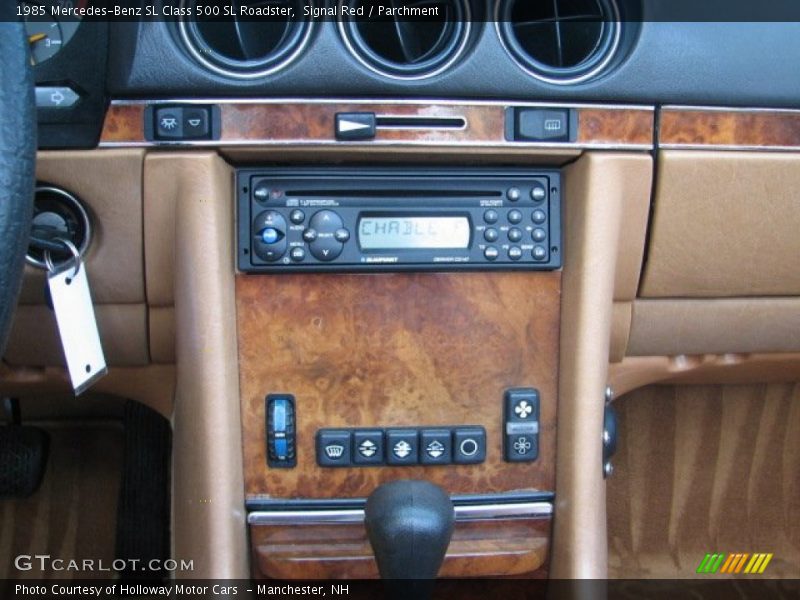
[316,430,352,467]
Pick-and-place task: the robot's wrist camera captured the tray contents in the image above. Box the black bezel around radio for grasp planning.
[237,168,561,273]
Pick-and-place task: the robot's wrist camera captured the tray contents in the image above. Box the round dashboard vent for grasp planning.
[497,0,621,85]
[338,0,471,80]
[178,0,314,79]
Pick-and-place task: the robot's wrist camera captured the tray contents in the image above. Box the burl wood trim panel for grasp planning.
[100,101,653,148]
[100,103,146,143]
[576,107,652,147]
[237,272,560,499]
[251,517,550,579]
[660,108,800,149]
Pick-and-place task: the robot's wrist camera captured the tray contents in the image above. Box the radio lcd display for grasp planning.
[358,216,471,250]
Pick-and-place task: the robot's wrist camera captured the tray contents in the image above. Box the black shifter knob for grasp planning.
[365,480,455,600]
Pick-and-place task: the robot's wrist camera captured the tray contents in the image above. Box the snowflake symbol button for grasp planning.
[514,400,533,419]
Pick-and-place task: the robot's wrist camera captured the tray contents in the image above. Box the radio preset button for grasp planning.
[508,209,523,224]
[507,187,521,202]
[532,227,546,242]
[508,227,522,243]
[290,247,306,262]
[334,228,350,243]
[484,246,499,261]
[532,245,547,261]
[531,184,547,202]
[508,246,522,261]
[531,209,546,224]
[484,228,499,242]
[289,209,305,224]
[483,209,499,224]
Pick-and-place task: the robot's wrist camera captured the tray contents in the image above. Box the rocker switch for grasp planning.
[266,394,296,468]
[504,388,540,462]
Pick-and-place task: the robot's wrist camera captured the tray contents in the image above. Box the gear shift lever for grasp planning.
[364,480,455,600]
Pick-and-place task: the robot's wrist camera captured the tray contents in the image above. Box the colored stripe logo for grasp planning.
[697,553,773,574]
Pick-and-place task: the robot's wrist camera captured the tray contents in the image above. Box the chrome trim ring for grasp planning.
[337,0,472,81]
[26,186,92,271]
[495,0,622,86]
[247,501,553,525]
[177,1,315,80]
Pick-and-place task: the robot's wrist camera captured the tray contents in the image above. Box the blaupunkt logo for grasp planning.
[696,552,773,574]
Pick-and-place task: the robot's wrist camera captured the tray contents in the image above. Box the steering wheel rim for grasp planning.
[0,9,36,355]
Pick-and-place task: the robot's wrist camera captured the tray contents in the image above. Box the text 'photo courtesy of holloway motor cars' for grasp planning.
[1,0,800,598]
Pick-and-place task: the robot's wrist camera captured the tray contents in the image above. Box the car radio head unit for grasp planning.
[237,168,561,272]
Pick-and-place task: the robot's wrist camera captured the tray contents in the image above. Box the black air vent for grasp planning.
[339,0,471,79]
[179,0,313,79]
[498,0,620,84]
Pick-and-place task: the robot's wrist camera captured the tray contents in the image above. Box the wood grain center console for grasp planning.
[237,270,560,578]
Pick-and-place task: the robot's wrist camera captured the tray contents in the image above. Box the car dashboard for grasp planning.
[3,0,800,592]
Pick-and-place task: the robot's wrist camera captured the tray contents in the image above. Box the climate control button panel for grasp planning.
[316,426,487,468]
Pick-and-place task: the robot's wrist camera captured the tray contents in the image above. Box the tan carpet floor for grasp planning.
[0,421,124,580]
[607,383,800,579]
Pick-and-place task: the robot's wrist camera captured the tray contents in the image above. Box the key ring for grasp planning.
[44,238,82,279]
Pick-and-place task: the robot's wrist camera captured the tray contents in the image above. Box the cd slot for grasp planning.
[375,116,466,130]
[285,189,502,199]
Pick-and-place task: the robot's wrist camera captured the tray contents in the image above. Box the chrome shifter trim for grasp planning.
[247,501,553,525]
